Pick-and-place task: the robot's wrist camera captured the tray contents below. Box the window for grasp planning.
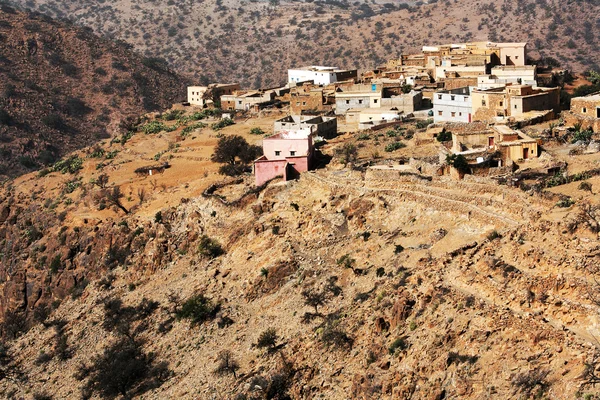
[583,107,587,113]
[302,102,306,106]
[296,102,300,106]
[374,99,378,104]
[290,151,296,156]
[359,100,363,104]
[238,101,242,105]
[451,95,455,100]
[499,101,503,107]
[275,151,281,156]
[438,94,442,100]
[438,111,443,116]
[514,104,517,109]
[346,100,350,105]
[459,112,462,116]
[482,100,486,106]
[451,112,456,117]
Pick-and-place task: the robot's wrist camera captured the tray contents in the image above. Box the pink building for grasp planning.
[254,129,314,186]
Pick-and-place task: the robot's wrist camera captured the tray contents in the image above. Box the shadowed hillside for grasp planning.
[0,5,187,178]
[7,0,600,88]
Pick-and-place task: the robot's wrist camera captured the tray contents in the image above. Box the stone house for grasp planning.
[433,87,472,123]
[450,123,538,164]
[564,94,600,132]
[470,84,560,122]
[254,130,314,186]
[289,82,337,114]
[274,115,337,139]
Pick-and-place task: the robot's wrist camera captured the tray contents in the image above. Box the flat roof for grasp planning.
[573,94,600,101]
[266,130,311,140]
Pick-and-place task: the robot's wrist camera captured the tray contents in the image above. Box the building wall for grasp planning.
[359,112,401,123]
[434,65,487,80]
[500,142,538,161]
[262,136,313,160]
[288,69,337,85]
[379,91,423,113]
[433,93,472,123]
[187,86,207,106]
[452,132,495,152]
[273,116,337,138]
[498,45,526,66]
[336,95,380,114]
[471,91,508,121]
[290,91,324,114]
[255,159,288,186]
[570,97,600,118]
[444,77,478,90]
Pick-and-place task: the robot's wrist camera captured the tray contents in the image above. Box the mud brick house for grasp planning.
[289,82,336,114]
[450,123,538,164]
[221,86,289,111]
[274,115,337,139]
[254,130,314,185]
[564,94,600,133]
[470,84,559,122]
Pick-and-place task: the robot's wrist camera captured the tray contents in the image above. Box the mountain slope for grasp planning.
[0,5,187,178]
[8,0,600,88]
[0,110,600,398]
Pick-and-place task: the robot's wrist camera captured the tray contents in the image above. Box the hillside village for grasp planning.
[186,41,598,188]
[3,35,600,399]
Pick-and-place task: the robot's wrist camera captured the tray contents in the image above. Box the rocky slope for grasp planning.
[0,5,186,178]
[0,111,600,398]
[7,0,600,88]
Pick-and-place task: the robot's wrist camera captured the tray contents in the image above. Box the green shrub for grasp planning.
[337,254,355,269]
[52,156,83,174]
[211,118,235,131]
[415,119,433,129]
[256,328,278,351]
[176,293,219,326]
[250,127,264,135]
[389,337,407,354]
[198,235,224,258]
[384,141,406,152]
[556,197,575,208]
[572,129,593,144]
[140,121,168,134]
[578,181,593,192]
[486,230,501,241]
[357,133,371,140]
[436,129,452,142]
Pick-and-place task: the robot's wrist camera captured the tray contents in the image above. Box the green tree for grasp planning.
[211,135,262,165]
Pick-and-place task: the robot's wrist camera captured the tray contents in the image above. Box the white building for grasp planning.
[288,66,357,86]
[478,65,537,89]
[433,87,472,123]
[187,86,208,106]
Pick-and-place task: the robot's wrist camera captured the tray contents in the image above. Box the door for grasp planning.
[523,148,529,159]
[488,136,494,147]
[597,107,600,118]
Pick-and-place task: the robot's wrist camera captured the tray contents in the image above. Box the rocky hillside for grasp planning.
[0,5,186,178]
[1,110,600,398]
[7,0,600,88]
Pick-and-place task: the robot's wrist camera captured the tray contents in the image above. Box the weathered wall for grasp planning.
[255,159,288,186]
